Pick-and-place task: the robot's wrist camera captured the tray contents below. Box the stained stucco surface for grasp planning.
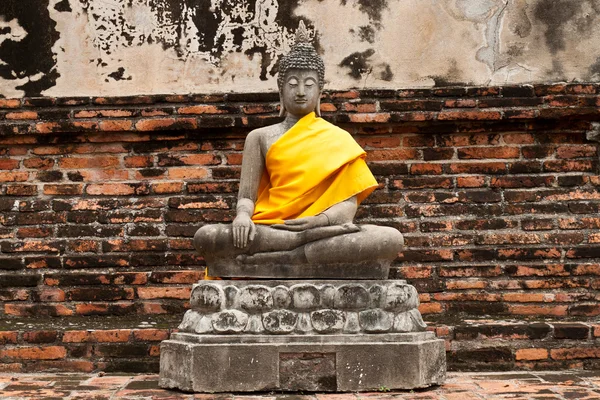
[1,0,600,97]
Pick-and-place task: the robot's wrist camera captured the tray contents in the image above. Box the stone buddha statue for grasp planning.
[194,22,404,279]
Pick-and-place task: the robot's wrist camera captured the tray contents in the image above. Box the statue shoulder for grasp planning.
[245,123,285,154]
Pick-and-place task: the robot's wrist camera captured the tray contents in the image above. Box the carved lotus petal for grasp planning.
[212,310,249,333]
[290,284,320,311]
[263,310,298,334]
[190,283,225,313]
[238,285,273,313]
[334,284,370,310]
[311,309,345,333]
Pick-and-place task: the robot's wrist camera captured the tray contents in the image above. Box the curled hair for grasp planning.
[277,21,325,91]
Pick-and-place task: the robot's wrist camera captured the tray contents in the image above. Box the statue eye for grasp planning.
[288,78,299,86]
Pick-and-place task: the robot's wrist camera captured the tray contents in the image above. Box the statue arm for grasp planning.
[273,196,357,231]
[233,130,264,248]
[320,195,357,225]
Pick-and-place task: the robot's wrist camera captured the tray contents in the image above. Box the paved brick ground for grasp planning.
[0,371,599,399]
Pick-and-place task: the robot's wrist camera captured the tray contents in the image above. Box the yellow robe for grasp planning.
[252,112,378,225]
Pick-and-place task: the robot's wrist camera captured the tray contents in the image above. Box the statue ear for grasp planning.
[315,96,321,117]
[279,101,286,117]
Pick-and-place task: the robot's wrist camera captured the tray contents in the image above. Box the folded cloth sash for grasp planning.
[252,112,378,225]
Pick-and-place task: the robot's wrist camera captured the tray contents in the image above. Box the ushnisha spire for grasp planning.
[277,20,325,91]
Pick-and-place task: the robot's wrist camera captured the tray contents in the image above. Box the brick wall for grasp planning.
[1,83,599,372]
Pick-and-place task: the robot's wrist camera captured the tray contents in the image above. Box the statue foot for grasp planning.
[301,222,360,243]
[237,247,307,265]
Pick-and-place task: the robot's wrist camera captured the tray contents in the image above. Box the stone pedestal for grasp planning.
[159,280,446,392]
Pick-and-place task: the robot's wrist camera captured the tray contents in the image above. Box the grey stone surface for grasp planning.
[207,259,391,279]
[159,332,446,392]
[180,280,426,335]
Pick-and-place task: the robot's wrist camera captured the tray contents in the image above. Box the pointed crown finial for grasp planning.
[296,20,310,43]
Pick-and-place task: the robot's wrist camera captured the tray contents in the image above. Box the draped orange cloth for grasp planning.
[251,112,378,225]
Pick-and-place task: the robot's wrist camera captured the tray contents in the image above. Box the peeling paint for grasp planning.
[1,0,599,97]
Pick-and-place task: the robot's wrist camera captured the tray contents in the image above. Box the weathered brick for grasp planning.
[515,348,548,361]
[0,346,67,360]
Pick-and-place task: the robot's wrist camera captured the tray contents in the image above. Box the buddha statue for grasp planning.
[194,22,404,278]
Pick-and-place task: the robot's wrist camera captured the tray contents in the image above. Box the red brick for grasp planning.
[458,147,519,159]
[544,160,595,172]
[418,302,443,314]
[0,99,21,108]
[167,167,209,180]
[343,102,377,113]
[62,331,92,343]
[0,158,19,169]
[368,149,418,161]
[137,287,191,299]
[456,176,486,188]
[99,120,133,131]
[508,304,568,316]
[178,105,225,114]
[151,182,184,194]
[348,113,390,123]
[516,348,549,361]
[73,169,129,182]
[319,103,337,112]
[0,346,67,360]
[74,109,133,118]
[135,118,197,131]
[331,90,359,99]
[0,331,18,344]
[448,162,506,174]
[58,156,120,169]
[5,304,73,316]
[169,238,194,250]
[550,347,600,360]
[445,280,487,290]
[438,110,502,120]
[556,145,597,159]
[398,266,432,279]
[124,155,153,168]
[43,184,84,195]
[401,136,435,148]
[86,183,149,196]
[149,270,203,283]
[410,163,442,175]
[503,133,535,144]
[6,185,38,196]
[6,111,38,120]
[241,105,277,114]
[0,171,29,182]
[502,293,549,302]
[36,288,65,302]
[133,329,169,341]
[444,99,476,108]
[23,157,54,169]
[23,331,58,343]
[68,240,99,253]
[91,330,131,342]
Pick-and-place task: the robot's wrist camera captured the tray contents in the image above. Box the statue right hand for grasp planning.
[232,213,256,248]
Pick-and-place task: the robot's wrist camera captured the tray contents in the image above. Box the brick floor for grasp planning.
[0,371,599,399]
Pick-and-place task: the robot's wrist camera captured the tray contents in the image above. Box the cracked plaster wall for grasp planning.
[1,0,599,97]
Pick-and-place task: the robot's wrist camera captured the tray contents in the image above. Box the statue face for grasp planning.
[281,68,320,118]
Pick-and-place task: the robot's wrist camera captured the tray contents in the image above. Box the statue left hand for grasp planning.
[271,215,328,231]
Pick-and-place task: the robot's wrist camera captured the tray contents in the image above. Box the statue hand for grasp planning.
[271,215,328,231]
[232,213,256,248]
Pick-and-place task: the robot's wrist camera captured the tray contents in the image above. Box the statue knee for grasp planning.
[375,226,404,259]
[193,224,222,255]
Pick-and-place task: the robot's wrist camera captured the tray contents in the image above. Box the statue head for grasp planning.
[278,21,325,118]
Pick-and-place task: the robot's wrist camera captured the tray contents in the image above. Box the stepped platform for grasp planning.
[1,315,599,373]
